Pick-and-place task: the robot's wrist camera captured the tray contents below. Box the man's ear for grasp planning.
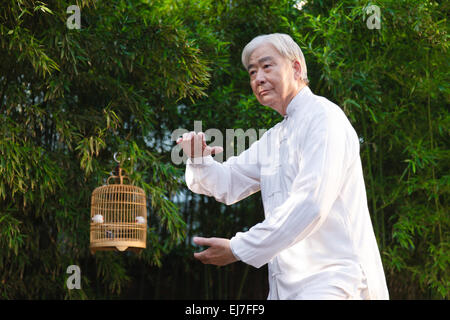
[292,60,302,80]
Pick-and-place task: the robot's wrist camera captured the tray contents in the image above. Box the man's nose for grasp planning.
[255,69,266,85]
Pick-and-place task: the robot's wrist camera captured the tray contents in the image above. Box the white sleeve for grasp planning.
[230,110,356,268]
[185,136,263,206]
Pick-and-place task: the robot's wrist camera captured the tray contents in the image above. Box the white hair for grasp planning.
[241,33,309,84]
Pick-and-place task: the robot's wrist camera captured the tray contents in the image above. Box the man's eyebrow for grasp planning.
[247,56,274,71]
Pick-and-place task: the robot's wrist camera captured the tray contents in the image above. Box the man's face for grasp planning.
[247,43,299,115]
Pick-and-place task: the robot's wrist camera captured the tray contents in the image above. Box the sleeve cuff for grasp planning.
[230,232,268,269]
[229,237,241,261]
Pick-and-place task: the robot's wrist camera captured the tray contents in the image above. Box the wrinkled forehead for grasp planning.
[248,43,284,66]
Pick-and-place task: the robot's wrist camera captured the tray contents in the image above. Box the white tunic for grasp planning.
[185,86,389,300]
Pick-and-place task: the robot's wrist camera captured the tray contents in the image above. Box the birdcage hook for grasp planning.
[113,152,121,164]
[109,152,132,185]
[113,152,130,165]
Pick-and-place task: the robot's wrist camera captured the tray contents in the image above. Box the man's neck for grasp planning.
[279,83,307,116]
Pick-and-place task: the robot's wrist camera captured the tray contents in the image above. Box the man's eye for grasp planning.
[249,70,256,75]
[263,64,271,69]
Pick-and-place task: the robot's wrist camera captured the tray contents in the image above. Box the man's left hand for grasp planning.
[193,237,238,266]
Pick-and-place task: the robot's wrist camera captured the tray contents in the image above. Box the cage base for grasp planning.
[90,240,146,254]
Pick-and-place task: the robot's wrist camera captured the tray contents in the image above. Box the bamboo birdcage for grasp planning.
[90,159,147,254]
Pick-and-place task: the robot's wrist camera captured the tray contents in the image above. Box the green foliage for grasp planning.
[0,0,207,299]
[0,0,448,299]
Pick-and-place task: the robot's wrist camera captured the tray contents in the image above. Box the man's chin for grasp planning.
[258,98,278,111]
[257,96,273,107]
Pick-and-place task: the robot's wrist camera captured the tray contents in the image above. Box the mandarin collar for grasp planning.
[283,86,312,120]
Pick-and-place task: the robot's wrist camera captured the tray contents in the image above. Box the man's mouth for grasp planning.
[260,89,270,96]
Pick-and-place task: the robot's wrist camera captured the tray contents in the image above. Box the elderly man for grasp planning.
[176,33,389,300]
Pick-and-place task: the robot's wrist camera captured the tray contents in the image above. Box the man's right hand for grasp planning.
[176,131,223,159]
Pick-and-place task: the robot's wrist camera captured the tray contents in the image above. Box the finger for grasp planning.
[198,132,208,150]
[184,131,194,143]
[193,236,212,247]
[192,134,203,156]
[188,132,197,147]
[203,146,224,156]
[176,137,182,144]
[199,132,210,151]
[195,132,204,145]
[200,133,208,152]
[193,250,208,264]
[210,146,223,155]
